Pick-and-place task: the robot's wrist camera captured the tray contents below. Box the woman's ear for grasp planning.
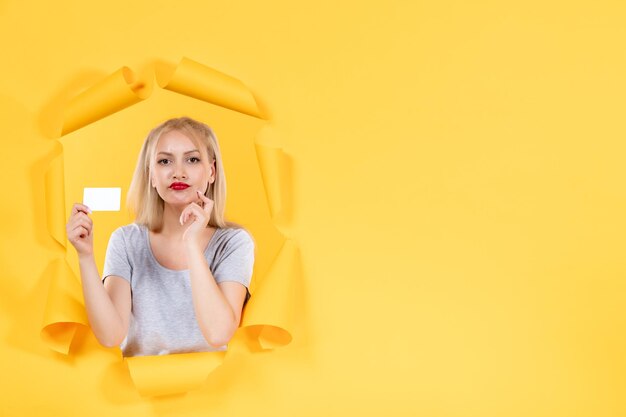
[209,159,216,183]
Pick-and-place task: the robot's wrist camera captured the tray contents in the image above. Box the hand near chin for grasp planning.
[180,190,215,247]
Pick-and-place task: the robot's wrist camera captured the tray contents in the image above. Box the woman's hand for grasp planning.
[180,190,215,247]
[66,203,94,257]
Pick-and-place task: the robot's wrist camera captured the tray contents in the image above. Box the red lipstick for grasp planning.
[170,182,190,190]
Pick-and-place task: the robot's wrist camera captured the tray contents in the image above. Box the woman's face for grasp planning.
[150,129,215,208]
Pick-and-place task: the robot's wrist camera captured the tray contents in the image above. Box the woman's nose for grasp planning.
[172,161,187,179]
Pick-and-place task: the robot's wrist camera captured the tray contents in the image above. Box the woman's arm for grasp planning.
[186,244,246,347]
[66,202,131,348]
[180,193,250,347]
[78,254,131,348]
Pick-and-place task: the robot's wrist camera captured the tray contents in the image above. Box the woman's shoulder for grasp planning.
[110,222,146,241]
[215,226,254,247]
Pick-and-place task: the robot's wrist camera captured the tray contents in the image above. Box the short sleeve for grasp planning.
[102,227,132,285]
[212,229,255,289]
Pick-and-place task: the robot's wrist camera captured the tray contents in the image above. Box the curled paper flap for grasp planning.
[125,351,226,397]
[156,57,262,119]
[40,258,87,354]
[242,239,298,349]
[61,67,147,135]
[41,56,299,396]
[254,143,292,226]
[45,152,66,248]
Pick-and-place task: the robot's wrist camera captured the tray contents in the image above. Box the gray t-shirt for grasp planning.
[101,223,254,357]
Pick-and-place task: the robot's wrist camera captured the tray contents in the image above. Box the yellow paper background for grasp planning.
[37,57,297,397]
[1,0,626,415]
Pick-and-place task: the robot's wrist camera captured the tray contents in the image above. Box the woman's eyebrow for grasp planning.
[156,150,200,156]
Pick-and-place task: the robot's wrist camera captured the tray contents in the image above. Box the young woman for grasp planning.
[66,117,254,357]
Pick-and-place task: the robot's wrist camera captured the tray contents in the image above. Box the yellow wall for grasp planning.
[1,1,625,415]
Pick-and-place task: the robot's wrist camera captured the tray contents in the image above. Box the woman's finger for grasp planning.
[69,216,92,231]
[191,203,203,218]
[80,219,93,232]
[71,203,91,216]
[197,192,214,213]
[70,225,90,240]
[69,209,92,226]
[183,204,202,224]
[71,223,90,234]
[77,225,89,239]
[191,204,207,222]
[196,191,212,203]
[194,193,204,208]
[66,215,80,230]
[180,206,192,225]
[73,211,93,225]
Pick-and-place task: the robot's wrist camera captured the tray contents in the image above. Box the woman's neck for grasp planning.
[158,203,189,237]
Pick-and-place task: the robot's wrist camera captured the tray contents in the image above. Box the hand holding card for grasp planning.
[66,202,95,257]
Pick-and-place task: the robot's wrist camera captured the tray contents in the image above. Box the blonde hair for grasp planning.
[127,116,242,232]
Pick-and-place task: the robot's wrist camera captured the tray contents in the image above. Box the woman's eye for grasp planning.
[157,157,199,164]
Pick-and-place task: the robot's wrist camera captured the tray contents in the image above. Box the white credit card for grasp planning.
[83,187,121,211]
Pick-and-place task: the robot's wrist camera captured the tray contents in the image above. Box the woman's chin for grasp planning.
[163,197,195,208]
